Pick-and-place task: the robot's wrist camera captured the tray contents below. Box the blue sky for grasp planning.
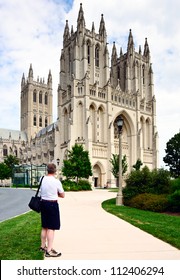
[0,0,180,167]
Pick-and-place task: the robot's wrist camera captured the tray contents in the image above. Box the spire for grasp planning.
[28,63,33,79]
[21,73,25,87]
[120,47,123,56]
[63,20,70,41]
[111,42,117,64]
[99,14,106,37]
[112,42,117,58]
[77,3,85,31]
[139,45,142,54]
[71,25,74,35]
[143,38,150,57]
[92,22,95,33]
[47,69,52,84]
[127,29,134,53]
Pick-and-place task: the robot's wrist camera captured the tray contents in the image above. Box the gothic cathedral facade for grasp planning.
[0,4,158,187]
[55,4,158,187]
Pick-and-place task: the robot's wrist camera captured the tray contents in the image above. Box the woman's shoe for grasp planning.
[45,249,62,257]
[39,246,47,252]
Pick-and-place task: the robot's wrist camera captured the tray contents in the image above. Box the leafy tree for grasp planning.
[110,154,128,186]
[4,155,19,178]
[132,159,143,170]
[0,163,11,180]
[62,144,92,182]
[163,132,180,178]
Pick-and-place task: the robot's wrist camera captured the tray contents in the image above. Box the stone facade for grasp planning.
[0,3,158,187]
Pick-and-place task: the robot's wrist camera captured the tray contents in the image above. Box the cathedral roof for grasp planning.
[36,122,58,137]
[0,128,27,141]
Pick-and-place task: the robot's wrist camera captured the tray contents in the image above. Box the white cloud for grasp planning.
[0,0,180,167]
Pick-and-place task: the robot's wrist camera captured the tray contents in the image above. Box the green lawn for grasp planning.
[102,198,180,249]
[0,211,43,260]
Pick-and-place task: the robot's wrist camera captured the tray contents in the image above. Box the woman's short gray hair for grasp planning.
[47,163,57,174]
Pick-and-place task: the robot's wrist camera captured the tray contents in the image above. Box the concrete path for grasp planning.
[51,190,180,260]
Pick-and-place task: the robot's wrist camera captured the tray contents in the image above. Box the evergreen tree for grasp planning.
[4,155,19,178]
[0,163,11,180]
[62,144,92,182]
[163,132,180,178]
[110,154,128,179]
[133,159,143,170]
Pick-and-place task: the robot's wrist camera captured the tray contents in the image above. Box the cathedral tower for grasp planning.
[21,64,53,141]
[57,4,158,187]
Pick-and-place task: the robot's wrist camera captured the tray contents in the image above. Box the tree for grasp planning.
[110,154,128,184]
[163,132,180,178]
[132,159,143,170]
[0,163,11,180]
[62,144,92,182]
[4,155,19,178]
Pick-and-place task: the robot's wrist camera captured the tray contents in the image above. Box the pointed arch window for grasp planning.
[95,45,99,67]
[39,116,42,127]
[33,90,37,102]
[117,66,120,80]
[142,65,145,85]
[14,148,18,157]
[39,91,42,103]
[87,41,91,64]
[33,115,37,126]
[45,93,48,105]
[3,145,8,157]
[45,117,48,127]
[68,47,71,73]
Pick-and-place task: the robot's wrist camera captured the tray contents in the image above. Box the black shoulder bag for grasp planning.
[28,176,44,213]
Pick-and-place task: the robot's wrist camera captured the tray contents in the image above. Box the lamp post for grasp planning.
[56,158,60,179]
[116,115,124,206]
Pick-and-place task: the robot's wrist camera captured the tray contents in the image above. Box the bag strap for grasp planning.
[35,176,44,197]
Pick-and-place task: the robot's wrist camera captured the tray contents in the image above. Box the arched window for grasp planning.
[14,147,18,157]
[87,41,91,64]
[33,90,37,102]
[45,93,48,105]
[45,117,48,127]
[3,145,8,157]
[39,91,42,103]
[117,66,120,80]
[39,116,42,127]
[68,47,71,73]
[95,45,99,67]
[142,65,145,85]
[33,115,37,126]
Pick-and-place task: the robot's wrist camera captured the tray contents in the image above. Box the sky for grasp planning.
[0,0,179,167]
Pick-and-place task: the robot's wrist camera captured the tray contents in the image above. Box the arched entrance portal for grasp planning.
[93,163,103,188]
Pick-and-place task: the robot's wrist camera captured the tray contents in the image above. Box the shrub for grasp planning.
[62,179,91,191]
[78,179,92,190]
[123,167,172,205]
[168,190,180,212]
[170,177,180,193]
[128,193,169,212]
[123,166,151,203]
[150,168,171,194]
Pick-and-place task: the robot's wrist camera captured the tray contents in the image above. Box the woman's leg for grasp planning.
[46,229,55,252]
[41,228,47,248]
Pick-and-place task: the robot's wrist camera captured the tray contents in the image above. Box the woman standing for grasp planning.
[40,163,65,257]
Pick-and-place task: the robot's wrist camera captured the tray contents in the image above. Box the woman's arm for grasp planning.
[58,192,65,198]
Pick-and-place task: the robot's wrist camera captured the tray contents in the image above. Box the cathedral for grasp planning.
[0,3,158,187]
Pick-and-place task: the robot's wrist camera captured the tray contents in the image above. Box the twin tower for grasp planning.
[20,3,158,187]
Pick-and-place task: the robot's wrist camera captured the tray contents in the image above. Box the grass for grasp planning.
[102,198,180,249]
[0,211,44,260]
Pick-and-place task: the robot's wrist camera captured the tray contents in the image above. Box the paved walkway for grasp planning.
[50,190,180,260]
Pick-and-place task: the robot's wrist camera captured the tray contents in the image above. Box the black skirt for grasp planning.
[41,200,60,230]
